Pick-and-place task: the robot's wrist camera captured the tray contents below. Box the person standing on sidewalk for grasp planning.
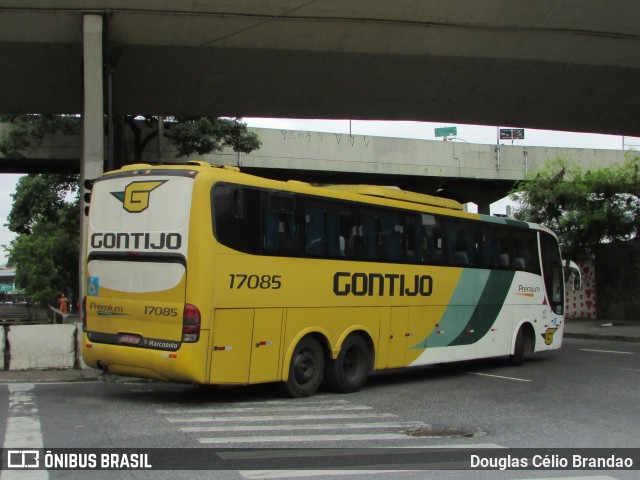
[58,293,69,314]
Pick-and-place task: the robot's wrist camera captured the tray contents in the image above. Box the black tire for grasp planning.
[324,334,370,393]
[280,336,324,398]
[509,327,525,366]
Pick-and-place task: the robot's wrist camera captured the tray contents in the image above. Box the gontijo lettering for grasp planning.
[334,272,433,296]
[90,232,182,250]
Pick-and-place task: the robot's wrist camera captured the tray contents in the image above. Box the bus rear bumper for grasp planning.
[82,332,208,383]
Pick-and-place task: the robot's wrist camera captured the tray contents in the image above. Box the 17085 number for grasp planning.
[229,274,282,290]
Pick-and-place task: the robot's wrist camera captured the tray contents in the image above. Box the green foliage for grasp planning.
[7,174,79,234]
[168,117,262,157]
[0,114,80,158]
[1,114,261,164]
[124,115,261,162]
[511,154,640,257]
[5,174,79,306]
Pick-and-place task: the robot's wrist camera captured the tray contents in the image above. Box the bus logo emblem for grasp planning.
[111,180,167,213]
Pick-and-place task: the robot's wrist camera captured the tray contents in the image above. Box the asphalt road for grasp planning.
[1,337,638,480]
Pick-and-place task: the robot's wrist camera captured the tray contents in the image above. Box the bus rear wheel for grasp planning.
[324,334,370,393]
[280,336,324,398]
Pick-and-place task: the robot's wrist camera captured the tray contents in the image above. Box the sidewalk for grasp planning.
[1,319,638,384]
[564,318,640,343]
[0,367,154,384]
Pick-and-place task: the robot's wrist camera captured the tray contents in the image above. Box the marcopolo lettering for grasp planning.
[333,272,433,297]
[91,232,182,250]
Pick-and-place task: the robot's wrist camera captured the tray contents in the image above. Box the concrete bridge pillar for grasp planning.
[477,202,491,215]
[79,14,105,303]
[81,14,104,184]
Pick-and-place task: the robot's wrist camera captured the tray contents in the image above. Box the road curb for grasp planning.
[564,332,640,343]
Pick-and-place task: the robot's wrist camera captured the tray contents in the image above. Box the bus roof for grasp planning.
[319,185,463,211]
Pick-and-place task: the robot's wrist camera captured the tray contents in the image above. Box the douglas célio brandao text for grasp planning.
[470,453,634,471]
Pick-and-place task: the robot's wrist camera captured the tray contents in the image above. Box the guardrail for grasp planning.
[0,304,48,325]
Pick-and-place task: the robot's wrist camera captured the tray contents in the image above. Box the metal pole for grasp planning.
[157,115,164,164]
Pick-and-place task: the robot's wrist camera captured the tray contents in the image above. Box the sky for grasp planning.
[1,118,639,267]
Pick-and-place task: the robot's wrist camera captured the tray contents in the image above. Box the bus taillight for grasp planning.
[182,304,201,343]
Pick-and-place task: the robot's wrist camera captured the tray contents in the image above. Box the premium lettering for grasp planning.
[90,232,181,250]
[518,284,540,293]
[334,272,433,297]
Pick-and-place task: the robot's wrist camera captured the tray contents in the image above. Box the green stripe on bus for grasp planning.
[449,269,515,345]
[413,269,515,349]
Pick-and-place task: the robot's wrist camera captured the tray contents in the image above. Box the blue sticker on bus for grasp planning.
[87,276,99,296]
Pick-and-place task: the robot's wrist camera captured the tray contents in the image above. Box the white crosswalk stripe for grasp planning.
[157,398,422,447]
[156,400,624,480]
[1,384,48,480]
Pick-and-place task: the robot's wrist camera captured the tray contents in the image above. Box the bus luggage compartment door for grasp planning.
[209,309,283,384]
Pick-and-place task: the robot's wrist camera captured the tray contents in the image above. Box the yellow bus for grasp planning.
[83,161,578,397]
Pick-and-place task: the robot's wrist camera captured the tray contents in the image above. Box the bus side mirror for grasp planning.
[564,260,582,291]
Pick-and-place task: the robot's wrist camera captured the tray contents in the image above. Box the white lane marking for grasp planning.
[1,383,48,480]
[182,421,416,433]
[167,412,397,423]
[199,433,418,444]
[467,372,532,382]
[158,405,372,415]
[580,348,634,355]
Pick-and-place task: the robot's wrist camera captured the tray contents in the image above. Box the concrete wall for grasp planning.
[0,326,5,369]
[160,127,627,183]
[2,324,83,371]
[596,241,640,320]
[565,259,597,320]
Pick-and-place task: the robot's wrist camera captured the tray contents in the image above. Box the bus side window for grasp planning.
[513,230,540,274]
[380,211,403,262]
[447,222,470,266]
[405,215,421,263]
[540,232,564,314]
[304,202,324,256]
[212,184,261,254]
[263,193,299,256]
[482,226,511,269]
[419,214,445,264]
[360,211,379,260]
[360,209,403,262]
[328,205,356,258]
[303,199,355,259]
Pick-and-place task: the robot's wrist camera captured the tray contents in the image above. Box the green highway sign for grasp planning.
[435,126,457,137]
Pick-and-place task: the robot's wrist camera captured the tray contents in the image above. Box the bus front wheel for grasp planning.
[509,327,525,366]
[324,334,370,393]
[281,336,324,398]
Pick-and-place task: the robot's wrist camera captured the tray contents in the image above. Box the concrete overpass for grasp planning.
[0,125,626,211]
[0,1,638,211]
[1,1,639,137]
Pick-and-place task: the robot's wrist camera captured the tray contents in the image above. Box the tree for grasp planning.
[6,174,80,307]
[510,154,640,257]
[126,116,262,162]
[0,114,80,158]
[0,114,261,164]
